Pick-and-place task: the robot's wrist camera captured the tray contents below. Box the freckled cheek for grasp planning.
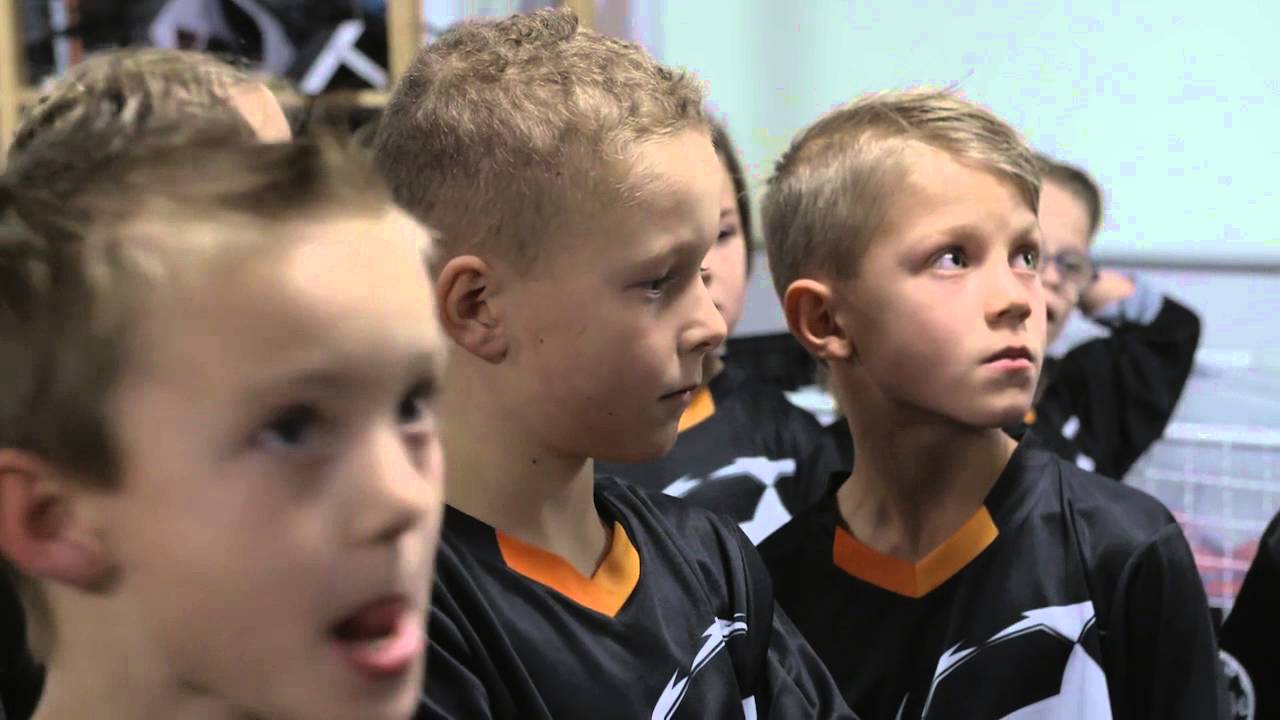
[536,368,617,431]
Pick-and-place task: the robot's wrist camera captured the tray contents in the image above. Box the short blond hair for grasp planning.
[12,47,257,157]
[763,88,1040,299]
[373,8,705,270]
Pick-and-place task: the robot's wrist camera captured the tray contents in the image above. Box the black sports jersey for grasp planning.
[597,361,841,544]
[0,577,41,720]
[1032,286,1200,479]
[417,476,855,719]
[1219,510,1280,720]
[759,431,1225,719]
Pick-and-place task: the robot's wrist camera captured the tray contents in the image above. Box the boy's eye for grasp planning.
[398,382,435,429]
[1013,247,1040,271]
[932,249,968,270]
[645,272,674,295]
[717,225,738,243]
[258,405,323,449]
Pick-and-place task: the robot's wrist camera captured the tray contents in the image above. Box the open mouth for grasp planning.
[329,595,422,680]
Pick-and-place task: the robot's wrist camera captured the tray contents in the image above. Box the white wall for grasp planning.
[653,0,1280,268]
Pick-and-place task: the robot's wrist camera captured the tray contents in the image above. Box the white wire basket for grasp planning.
[1128,370,1280,614]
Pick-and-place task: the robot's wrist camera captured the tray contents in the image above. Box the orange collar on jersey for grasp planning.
[496,522,641,618]
[831,507,999,599]
[677,386,716,433]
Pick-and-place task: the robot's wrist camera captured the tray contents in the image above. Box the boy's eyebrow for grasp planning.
[633,234,712,268]
[1017,219,1043,238]
[244,349,445,396]
[917,219,1042,244]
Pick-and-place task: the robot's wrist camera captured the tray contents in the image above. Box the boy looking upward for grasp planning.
[758,89,1224,719]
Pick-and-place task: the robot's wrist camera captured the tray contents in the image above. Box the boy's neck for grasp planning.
[34,596,243,720]
[440,379,610,577]
[836,407,1016,565]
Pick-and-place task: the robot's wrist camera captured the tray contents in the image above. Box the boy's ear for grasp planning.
[0,450,115,591]
[436,255,509,363]
[783,279,856,363]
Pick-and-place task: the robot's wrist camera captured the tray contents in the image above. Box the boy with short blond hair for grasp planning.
[0,112,444,720]
[758,89,1225,718]
[374,9,851,719]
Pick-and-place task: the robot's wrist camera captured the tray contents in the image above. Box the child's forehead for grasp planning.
[125,208,438,367]
[624,130,720,198]
[894,143,1024,210]
[865,147,1034,246]
[894,139,965,179]
[126,202,423,257]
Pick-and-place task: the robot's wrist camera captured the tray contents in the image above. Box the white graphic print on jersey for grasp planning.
[651,614,755,720]
[663,457,796,544]
[916,601,1112,719]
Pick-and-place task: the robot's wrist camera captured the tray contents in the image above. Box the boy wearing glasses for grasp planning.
[1033,155,1201,479]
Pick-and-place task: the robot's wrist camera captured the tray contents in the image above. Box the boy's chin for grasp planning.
[983,404,1035,430]
[593,425,680,465]
[945,399,1034,432]
[233,675,421,720]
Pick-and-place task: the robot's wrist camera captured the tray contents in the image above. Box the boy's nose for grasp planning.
[987,266,1034,327]
[684,280,728,356]
[347,429,438,546]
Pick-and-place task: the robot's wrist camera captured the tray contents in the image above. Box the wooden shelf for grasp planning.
[0,0,25,161]
[0,1,597,157]
[387,0,421,83]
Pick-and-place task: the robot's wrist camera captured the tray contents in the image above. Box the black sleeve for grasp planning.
[1040,296,1200,478]
[416,559,541,720]
[1102,522,1226,720]
[0,577,41,720]
[1219,511,1280,720]
[725,524,856,720]
[755,605,859,720]
[416,586,499,720]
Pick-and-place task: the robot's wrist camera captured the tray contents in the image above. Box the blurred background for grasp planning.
[1,0,1276,615]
